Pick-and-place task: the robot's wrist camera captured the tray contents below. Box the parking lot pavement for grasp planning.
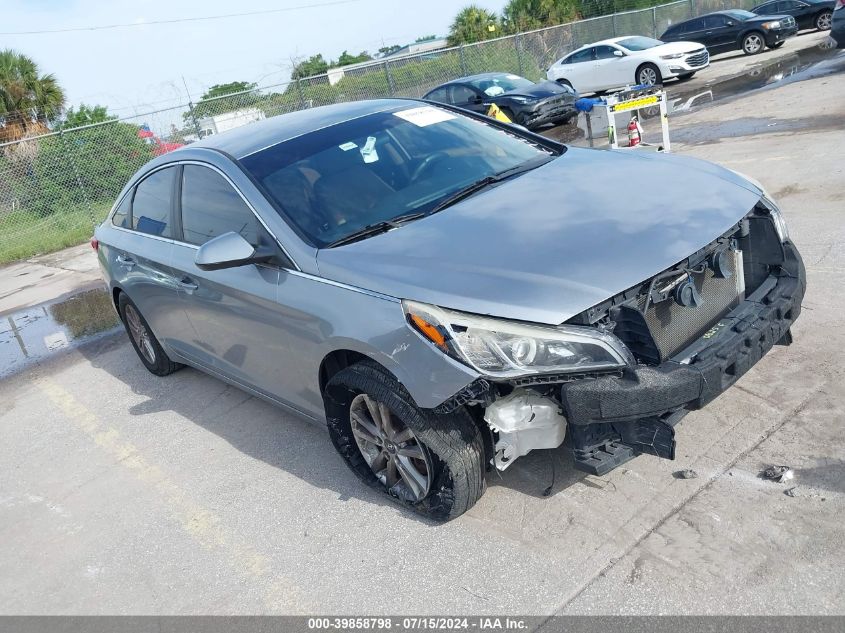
[1,59,844,617]
[0,243,101,317]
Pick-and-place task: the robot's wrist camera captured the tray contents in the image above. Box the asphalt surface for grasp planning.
[1,42,844,616]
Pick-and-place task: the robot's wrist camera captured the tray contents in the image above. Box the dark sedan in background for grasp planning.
[662,9,798,55]
[423,72,577,129]
[751,0,835,31]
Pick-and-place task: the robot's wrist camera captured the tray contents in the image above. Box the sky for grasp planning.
[3,0,507,124]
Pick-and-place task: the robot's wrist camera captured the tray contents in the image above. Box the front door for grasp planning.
[168,163,298,407]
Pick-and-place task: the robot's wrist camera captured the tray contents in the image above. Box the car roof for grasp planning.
[189,98,418,159]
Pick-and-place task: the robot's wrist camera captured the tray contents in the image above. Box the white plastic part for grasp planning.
[484,390,568,470]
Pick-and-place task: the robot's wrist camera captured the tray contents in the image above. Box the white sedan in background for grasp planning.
[547,36,709,93]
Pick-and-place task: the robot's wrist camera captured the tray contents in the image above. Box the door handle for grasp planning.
[177,277,199,292]
[115,254,135,268]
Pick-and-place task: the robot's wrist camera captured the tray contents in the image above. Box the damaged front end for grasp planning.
[408,200,805,476]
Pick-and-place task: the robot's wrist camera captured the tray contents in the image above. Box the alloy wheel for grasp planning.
[638,66,658,85]
[349,393,432,503]
[744,34,763,54]
[124,304,156,364]
[818,11,832,30]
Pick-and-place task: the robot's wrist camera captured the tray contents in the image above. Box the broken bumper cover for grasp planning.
[559,241,805,476]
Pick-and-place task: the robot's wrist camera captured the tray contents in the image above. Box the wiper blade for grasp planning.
[326,212,426,248]
[428,156,553,215]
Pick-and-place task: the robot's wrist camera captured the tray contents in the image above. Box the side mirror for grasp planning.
[471,96,484,104]
[726,20,735,26]
[613,50,624,57]
[195,231,274,271]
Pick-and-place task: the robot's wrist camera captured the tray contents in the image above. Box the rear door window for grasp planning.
[132,167,175,238]
[425,87,450,103]
[180,165,259,246]
[566,48,594,64]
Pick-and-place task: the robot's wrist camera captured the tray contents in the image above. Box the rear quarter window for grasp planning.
[132,167,175,238]
[111,194,131,229]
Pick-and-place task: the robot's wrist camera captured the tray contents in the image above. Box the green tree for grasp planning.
[0,49,66,143]
[336,50,372,66]
[59,103,114,130]
[502,0,580,32]
[378,44,402,56]
[447,5,502,46]
[291,54,330,79]
[186,81,260,124]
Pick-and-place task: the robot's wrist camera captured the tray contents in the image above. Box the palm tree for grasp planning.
[448,5,502,46]
[0,49,66,143]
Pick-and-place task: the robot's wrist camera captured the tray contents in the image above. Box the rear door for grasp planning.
[553,48,594,91]
[169,163,297,404]
[682,17,713,48]
[704,14,738,50]
[106,166,186,350]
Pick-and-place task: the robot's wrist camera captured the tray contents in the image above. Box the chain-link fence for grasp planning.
[0,0,757,265]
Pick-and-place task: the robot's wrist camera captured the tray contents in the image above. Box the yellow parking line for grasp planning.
[39,377,310,613]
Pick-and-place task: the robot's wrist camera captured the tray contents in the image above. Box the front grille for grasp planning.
[685,49,709,67]
[636,251,744,359]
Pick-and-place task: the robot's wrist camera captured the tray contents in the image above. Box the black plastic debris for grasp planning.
[673,469,698,479]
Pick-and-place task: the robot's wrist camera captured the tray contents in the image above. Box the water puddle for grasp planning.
[0,288,121,379]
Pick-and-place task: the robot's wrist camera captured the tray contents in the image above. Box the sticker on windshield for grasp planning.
[506,74,521,80]
[338,141,357,151]
[394,106,456,127]
[360,136,379,163]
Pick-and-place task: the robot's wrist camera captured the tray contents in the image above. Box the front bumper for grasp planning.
[560,241,805,475]
[766,25,798,45]
[517,100,577,129]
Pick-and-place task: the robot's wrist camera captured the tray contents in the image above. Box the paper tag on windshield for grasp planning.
[338,141,357,151]
[394,106,456,127]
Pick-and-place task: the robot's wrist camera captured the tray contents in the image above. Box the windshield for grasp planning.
[616,36,664,51]
[725,9,756,19]
[239,106,555,247]
[466,74,534,97]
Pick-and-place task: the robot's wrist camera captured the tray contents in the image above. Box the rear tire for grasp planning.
[118,293,182,376]
[742,32,765,55]
[636,63,662,86]
[816,10,833,31]
[556,78,574,91]
[324,360,486,521]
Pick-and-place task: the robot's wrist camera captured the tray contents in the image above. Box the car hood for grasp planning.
[493,80,573,101]
[652,41,707,54]
[316,148,763,325]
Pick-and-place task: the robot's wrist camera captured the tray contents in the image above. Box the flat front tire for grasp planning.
[324,361,485,521]
[118,293,181,376]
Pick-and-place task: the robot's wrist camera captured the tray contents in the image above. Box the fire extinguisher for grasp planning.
[627,116,643,147]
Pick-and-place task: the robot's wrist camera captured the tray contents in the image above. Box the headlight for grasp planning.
[760,195,790,242]
[660,53,685,59]
[403,300,633,378]
[763,20,781,29]
[509,96,539,104]
[727,168,789,242]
